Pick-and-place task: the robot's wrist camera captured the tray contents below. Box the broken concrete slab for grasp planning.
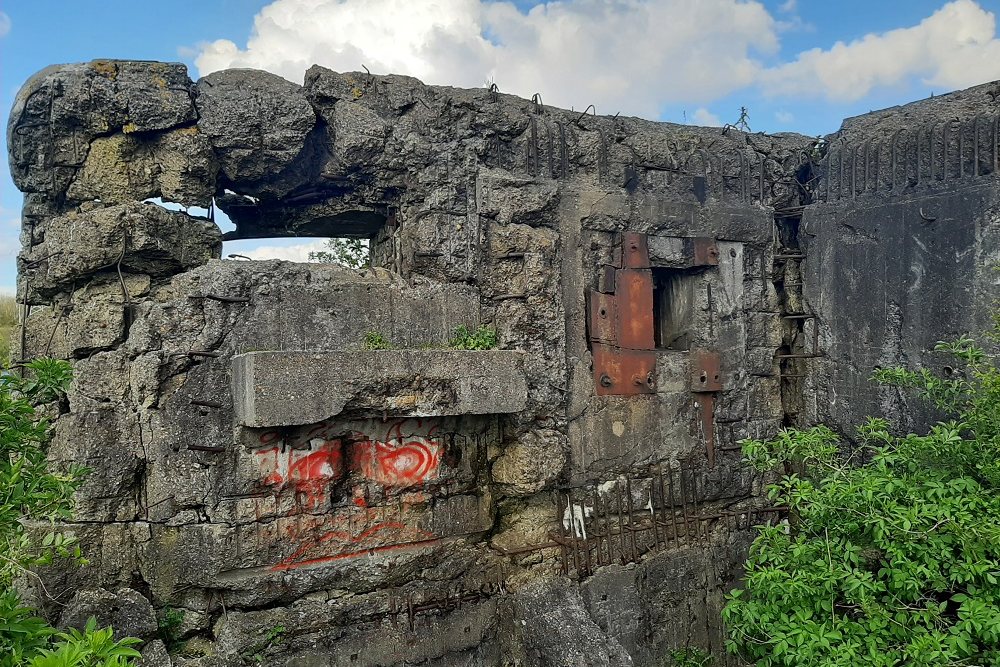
[232,349,529,427]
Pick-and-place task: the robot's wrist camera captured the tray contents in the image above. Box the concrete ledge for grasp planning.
[232,350,528,427]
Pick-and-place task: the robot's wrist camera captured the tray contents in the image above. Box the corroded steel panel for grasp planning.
[689,349,722,392]
[622,232,651,268]
[587,291,617,344]
[615,269,655,350]
[592,343,656,396]
[690,238,720,266]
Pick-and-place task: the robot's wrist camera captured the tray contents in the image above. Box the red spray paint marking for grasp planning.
[252,419,446,570]
[269,519,437,571]
[254,440,344,509]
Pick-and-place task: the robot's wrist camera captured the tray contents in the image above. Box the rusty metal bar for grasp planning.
[189,294,251,303]
[566,492,583,576]
[615,479,627,563]
[591,484,606,568]
[624,475,638,559]
[666,461,680,544]
[650,470,662,550]
[678,463,691,540]
[555,492,569,575]
[186,445,225,453]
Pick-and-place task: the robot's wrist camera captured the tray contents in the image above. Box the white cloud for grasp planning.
[194,0,1000,117]
[760,0,1000,101]
[0,12,11,38]
[692,108,722,127]
[195,0,779,118]
[224,240,329,263]
[775,109,795,124]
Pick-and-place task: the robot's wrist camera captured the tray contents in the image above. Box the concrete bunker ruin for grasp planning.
[7,59,1000,665]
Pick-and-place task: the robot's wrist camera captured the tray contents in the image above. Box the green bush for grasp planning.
[0,359,140,667]
[723,334,1000,666]
[448,325,498,350]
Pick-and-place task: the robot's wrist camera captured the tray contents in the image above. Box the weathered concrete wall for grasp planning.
[9,58,998,666]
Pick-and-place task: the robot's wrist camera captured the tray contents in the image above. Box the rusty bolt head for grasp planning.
[600,374,613,387]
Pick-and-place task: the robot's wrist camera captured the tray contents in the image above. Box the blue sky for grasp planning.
[2,0,1000,293]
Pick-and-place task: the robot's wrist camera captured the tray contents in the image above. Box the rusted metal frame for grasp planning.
[189,294,250,304]
[187,444,225,453]
[566,492,584,576]
[666,461,681,544]
[650,470,663,550]
[614,480,629,563]
[678,463,692,540]
[624,476,639,559]
[555,492,569,575]
[622,232,651,269]
[591,484,606,569]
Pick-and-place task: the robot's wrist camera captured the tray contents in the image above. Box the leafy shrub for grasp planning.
[448,325,498,350]
[0,359,140,666]
[308,238,370,269]
[724,334,1000,666]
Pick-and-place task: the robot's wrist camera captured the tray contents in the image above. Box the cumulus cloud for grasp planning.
[194,0,1000,118]
[775,109,795,124]
[195,0,778,118]
[0,12,10,38]
[692,108,722,127]
[225,240,329,263]
[759,0,1000,101]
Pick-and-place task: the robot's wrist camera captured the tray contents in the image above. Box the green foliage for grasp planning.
[0,359,140,666]
[0,295,17,368]
[240,625,286,664]
[361,331,392,350]
[448,325,498,350]
[308,238,370,269]
[23,618,140,667]
[157,607,185,653]
[723,332,1000,666]
[667,647,713,666]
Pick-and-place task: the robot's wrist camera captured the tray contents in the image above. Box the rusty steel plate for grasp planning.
[615,269,654,350]
[689,349,722,392]
[598,264,617,294]
[690,238,720,266]
[593,343,657,396]
[587,291,617,344]
[622,232,651,268]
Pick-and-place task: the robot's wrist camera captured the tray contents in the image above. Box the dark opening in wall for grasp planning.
[652,268,701,350]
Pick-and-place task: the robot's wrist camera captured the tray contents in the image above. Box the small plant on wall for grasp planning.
[449,325,498,350]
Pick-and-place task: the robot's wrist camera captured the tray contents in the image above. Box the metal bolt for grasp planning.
[599,374,613,387]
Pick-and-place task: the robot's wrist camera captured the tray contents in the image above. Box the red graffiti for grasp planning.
[251,419,446,570]
[254,440,343,509]
[269,517,437,571]
[351,439,441,487]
